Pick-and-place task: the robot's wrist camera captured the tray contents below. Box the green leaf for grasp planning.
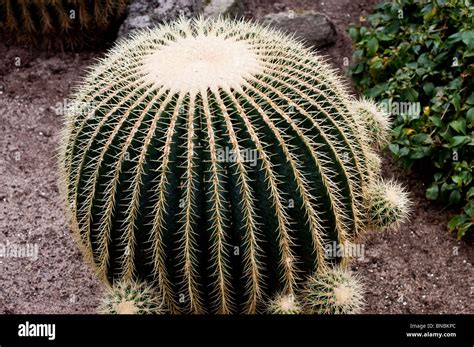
[399,146,410,157]
[412,44,421,55]
[369,56,384,72]
[415,67,427,76]
[463,50,474,58]
[467,187,474,199]
[417,53,432,66]
[385,22,399,35]
[412,133,430,144]
[422,3,435,21]
[367,37,379,56]
[446,32,462,44]
[351,63,364,75]
[448,214,469,230]
[449,136,470,148]
[348,27,359,41]
[401,88,419,102]
[368,83,387,98]
[392,124,404,138]
[457,226,470,240]
[467,108,474,124]
[388,143,399,155]
[423,82,435,96]
[352,49,365,61]
[429,116,443,128]
[451,94,461,113]
[426,183,439,200]
[441,182,453,198]
[435,51,450,63]
[462,171,473,186]
[449,190,461,205]
[461,30,474,49]
[449,119,466,134]
[465,202,474,217]
[452,175,463,186]
[466,92,474,105]
[409,147,429,159]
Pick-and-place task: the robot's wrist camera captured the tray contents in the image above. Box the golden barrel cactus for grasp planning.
[59,17,410,314]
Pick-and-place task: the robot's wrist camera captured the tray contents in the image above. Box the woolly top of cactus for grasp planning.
[115,299,140,314]
[333,283,353,305]
[143,34,263,93]
[277,294,299,311]
[81,16,350,97]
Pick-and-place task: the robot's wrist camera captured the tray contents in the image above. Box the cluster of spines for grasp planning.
[368,179,411,230]
[267,293,302,314]
[59,17,410,314]
[98,280,164,314]
[300,267,365,314]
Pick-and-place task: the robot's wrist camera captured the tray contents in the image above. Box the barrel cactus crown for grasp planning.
[59,17,410,314]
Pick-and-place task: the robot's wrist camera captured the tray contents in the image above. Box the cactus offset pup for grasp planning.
[59,17,410,314]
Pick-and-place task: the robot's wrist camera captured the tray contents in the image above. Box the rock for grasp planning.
[118,0,244,39]
[118,0,199,38]
[260,10,336,48]
[198,0,244,18]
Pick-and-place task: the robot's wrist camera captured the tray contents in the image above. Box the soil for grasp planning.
[0,0,472,314]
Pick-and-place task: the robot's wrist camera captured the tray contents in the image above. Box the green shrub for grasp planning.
[348,0,474,239]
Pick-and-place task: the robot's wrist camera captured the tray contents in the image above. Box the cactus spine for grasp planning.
[59,17,410,314]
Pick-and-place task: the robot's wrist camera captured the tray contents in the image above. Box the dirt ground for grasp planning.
[0,0,472,314]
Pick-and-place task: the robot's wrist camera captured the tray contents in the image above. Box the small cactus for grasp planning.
[351,98,391,150]
[368,179,411,229]
[98,280,164,314]
[301,267,364,314]
[59,17,411,314]
[267,293,302,314]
